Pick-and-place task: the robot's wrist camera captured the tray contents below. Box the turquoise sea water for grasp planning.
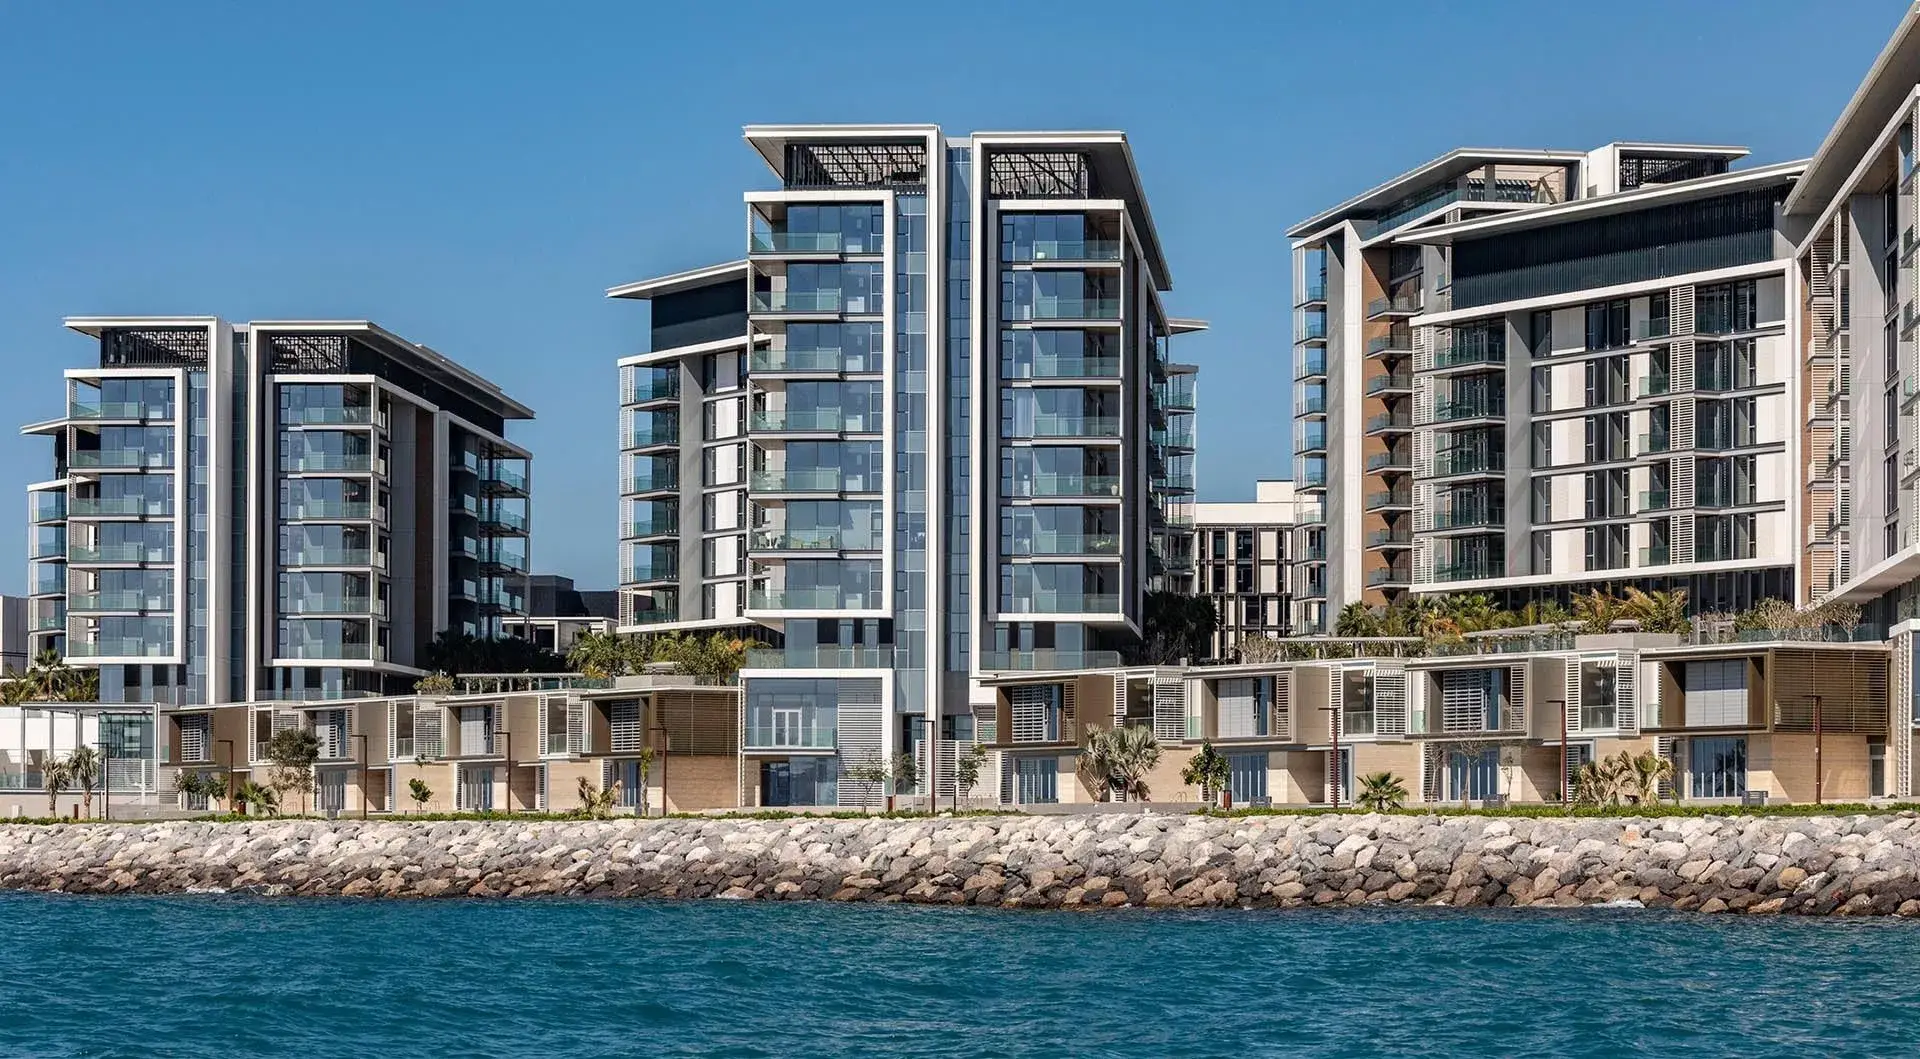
[1,893,1914,1057]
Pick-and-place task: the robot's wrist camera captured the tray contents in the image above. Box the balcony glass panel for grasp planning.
[753,262,884,314]
[620,541,678,583]
[626,411,679,448]
[755,323,886,374]
[752,559,882,610]
[1000,271,1121,321]
[30,492,66,523]
[755,500,883,552]
[622,366,679,404]
[1001,563,1121,614]
[70,378,174,420]
[752,203,885,255]
[277,619,373,660]
[1001,214,1121,262]
[752,441,884,493]
[1003,329,1121,379]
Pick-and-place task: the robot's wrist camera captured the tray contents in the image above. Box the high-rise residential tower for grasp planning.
[23,318,533,707]
[611,125,1202,806]
[1290,145,1803,631]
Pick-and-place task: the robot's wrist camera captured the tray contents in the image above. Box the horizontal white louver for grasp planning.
[1153,679,1187,743]
[1372,667,1408,737]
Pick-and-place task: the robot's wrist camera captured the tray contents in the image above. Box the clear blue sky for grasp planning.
[0,0,1902,593]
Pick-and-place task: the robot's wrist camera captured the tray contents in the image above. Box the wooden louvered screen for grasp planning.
[1272,671,1292,741]
[1769,649,1890,733]
[655,689,742,755]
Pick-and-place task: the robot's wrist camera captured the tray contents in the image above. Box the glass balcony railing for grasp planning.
[750,347,883,374]
[280,596,376,615]
[284,453,374,473]
[1029,415,1122,438]
[1638,433,1672,455]
[1433,560,1504,583]
[1025,473,1122,498]
[1297,433,1328,454]
[978,648,1124,672]
[486,465,529,493]
[1295,350,1328,380]
[481,508,528,532]
[280,642,374,660]
[750,409,879,433]
[1428,450,1505,477]
[1007,593,1122,615]
[742,724,840,750]
[1157,471,1196,491]
[281,405,376,426]
[1434,344,1505,370]
[623,378,679,404]
[1366,567,1410,586]
[33,612,65,631]
[1152,427,1196,449]
[1018,533,1121,556]
[1366,490,1412,510]
[1633,319,1672,342]
[1296,318,1328,342]
[1027,355,1123,379]
[1007,297,1122,321]
[752,290,876,313]
[626,471,678,494]
[746,646,891,670]
[1366,327,1413,355]
[1432,399,1505,423]
[1007,239,1122,262]
[1639,490,1671,512]
[1296,394,1328,415]
[1298,280,1327,305]
[283,548,373,567]
[751,468,876,493]
[1640,545,1671,566]
[70,401,170,420]
[751,231,871,254]
[30,494,66,523]
[1300,467,1328,488]
[1365,452,1409,472]
[751,529,880,552]
[69,449,171,470]
[1431,509,1502,531]
[1365,412,1412,433]
[68,592,170,612]
[749,588,881,611]
[1366,529,1412,548]
[1366,295,1422,318]
[1365,373,1412,395]
[1639,374,1671,397]
[627,424,679,448]
[68,637,172,658]
[67,543,172,564]
[285,500,374,521]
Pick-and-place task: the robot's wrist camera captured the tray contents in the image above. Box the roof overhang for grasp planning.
[606,260,750,301]
[1824,542,1920,605]
[741,124,941,179]
[1285,148,1588,239]
[974,130,1174,290]
[1784,3,1920,217]
[63,315,219,339]
[1168,318,1208,334]
[1399,161,1807,246]
[251,320,534,420]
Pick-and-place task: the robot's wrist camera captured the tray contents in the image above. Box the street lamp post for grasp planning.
[499,730,511,817]
[1812,693,1824,806]
[351,733,369,819]
[217,738,235,810]
[1319,705,1341,810]
[649,724,669,818]
[1546,698,1569,810]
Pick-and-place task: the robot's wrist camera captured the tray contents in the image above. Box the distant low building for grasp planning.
[1192,481,1301,660]
[504,575,617,655]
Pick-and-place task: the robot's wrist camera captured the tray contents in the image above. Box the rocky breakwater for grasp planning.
[5,813,1920,914]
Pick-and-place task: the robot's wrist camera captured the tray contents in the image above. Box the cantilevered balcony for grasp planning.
[1365,411,1412,436]
[1366,294,1422,320]
[70,494,172,519]
[1365,528,1413,551]
[1028,414,1122,439]
[1432,555,1505,583]
[1365,488,1412,512]
[1020,473,1122,500]
[1426,448,1505,480]
[1366,564,1410,586]
[1367,326,1412,356]
[749,408,881,435]
[1365,450,1410,474]
[1428,396,1505,426]
[1295,348,1327,381]
[750,468,882,495]
[69,448,172,470]
[1365,372,1413,396]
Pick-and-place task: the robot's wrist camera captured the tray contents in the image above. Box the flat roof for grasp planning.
[63,316,534,420]
[1286,147,1588,239]
[1784,4,1920,217]
[606,260,750,301]
[1398,161,1807,245]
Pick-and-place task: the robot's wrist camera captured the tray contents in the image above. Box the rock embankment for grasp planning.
[4,813,1920,914]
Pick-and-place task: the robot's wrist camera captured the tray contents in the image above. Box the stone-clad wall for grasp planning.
[5,813,1920,915]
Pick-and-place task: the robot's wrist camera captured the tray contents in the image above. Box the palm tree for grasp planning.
[64,745,102,819]
[42,757,69,817]
[1354,771,1409,812]
[1076,729,1119,801]
[1572,590,1625,635]
[1105,725,1163,801]
[1334,602,1383,638]
[1573,753,1631,806]
[1623,588,1690,635]
[1627,750,1675,805]
[566,630,630,679]
[23,648,70,702]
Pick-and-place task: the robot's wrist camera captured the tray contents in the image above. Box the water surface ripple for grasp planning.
[1,894,1911,1057]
